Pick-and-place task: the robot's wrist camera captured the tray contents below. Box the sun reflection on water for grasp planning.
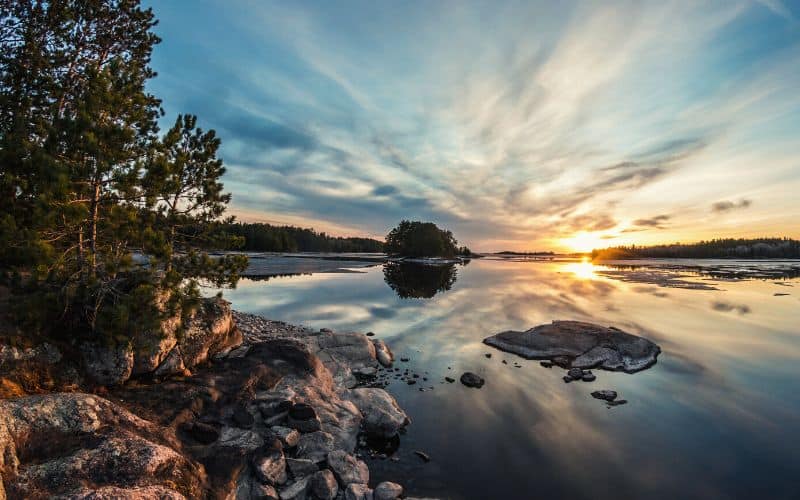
[563,256,597,280]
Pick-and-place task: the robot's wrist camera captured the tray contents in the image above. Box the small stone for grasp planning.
[310,469,338,499]
[607,399,628,407]
[459,372,484,388]
[406,380,416,385]
[502,360,508,364]
[567,367,584,379]
[400,357,409,362]
[344,483,373,500]
[271,426,301,448]
[591,390,618,402]
[185,421,219,444]
[366,332,375,337]
[327,450,369,486]
[279,476,310,500]
[484,353,492,358]
[253,445,287,485]
[414,450,431,462]
[540,361,553,368]
[286,457,318,477]
[562,376,572,383]
[374,481,403,500]
[233,404,255,428]
[582,372,596,382]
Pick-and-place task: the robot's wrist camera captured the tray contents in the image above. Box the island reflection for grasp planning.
[383,262,459,299]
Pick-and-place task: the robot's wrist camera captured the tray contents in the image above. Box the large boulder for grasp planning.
[326,450,369,486]
[80,341,135,386]
[0,393,204,499]
[348,388,409,439]
[483,320,660,373]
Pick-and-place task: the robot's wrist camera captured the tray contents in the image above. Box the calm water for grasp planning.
[219,258,800,499]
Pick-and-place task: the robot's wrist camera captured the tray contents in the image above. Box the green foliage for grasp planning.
[591,238,800,260]
[225,222,384,253]
[385,220,461,258]
[0,0,246,342]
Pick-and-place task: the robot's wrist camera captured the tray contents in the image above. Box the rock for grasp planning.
[0,393,204,499]
[80,341,135,386]
[371,339,393,367]
[271,426,301,448]
[279,476,310,500]
[286,457,318,477]
[484,353,491,358]
[185,421,219,444]
[366,332,375,337]
[177,296,241,369]
[253,441,287,485]
[296,431,337,463]
[348,388,410,438]
[567,367,584,379]
[483,321,661,373]
[459,372,484,388]
[288,402,322,433]
[233,404,255,428]
[327,450,369,486]
[591,390,618,402]
[414,450,431,462]
[310,469,338,499]
[562,376,572,383]
[374,481,403,500]
[344,483,374,500]
[582,372,596,382]
[540,361,553,368]
[607,399,628,407]
[444,377,455,383]
[69,485,188,499]
[218,427,265,451]
[250,483,280,500]
[154,347,187,378]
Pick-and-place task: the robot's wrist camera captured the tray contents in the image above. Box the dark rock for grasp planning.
[591,390,618,401]
[186,421,219,444]
[567,367,584,379]
[286,457,318,477]
[374,481,403,500]
[562,376,572,383]
[484,320,661,373]
[540,361,553,368]
[444,377,455,383]
[232,404,254,428]
[252,441,287,485]
[406,380,416,385]
[485,353,492,358]
[344,483,373,500]
[271,426,301,448]
[310,469,338,499]
[582,372,596,382]
[289,402,316,420]
[607,399,628,407]
[400,357,409,362]
[366,332,375,337]
[460,372,484,388]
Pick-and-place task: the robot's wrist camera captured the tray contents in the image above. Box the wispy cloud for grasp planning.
[147,0,800,249]
[712,199,753,213]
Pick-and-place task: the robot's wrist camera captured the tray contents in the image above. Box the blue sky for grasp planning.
[145,0,800,251]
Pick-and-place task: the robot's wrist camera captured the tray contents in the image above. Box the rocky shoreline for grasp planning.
[0,302,428,499]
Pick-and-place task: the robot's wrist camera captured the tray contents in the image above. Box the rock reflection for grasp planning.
[383,262,458,299]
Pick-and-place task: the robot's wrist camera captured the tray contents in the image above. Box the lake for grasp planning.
[214,256,800,499]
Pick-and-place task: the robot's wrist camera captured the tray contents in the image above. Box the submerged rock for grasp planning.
[459,372,484,388]
[591,390,618,402]
[483,320,660,373]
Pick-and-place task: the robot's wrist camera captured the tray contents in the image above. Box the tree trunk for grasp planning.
[89,180,99,277]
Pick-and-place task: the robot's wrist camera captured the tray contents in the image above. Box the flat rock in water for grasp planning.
[591,390,618,402]
[483,320,660,373]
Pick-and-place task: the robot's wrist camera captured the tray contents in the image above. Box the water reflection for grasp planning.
[214,258,800,499]
[383,262,459,299]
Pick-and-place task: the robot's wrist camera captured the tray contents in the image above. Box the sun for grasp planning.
[561,232,605,253]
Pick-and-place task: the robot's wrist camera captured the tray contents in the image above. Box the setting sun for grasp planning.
[560,232,606,253]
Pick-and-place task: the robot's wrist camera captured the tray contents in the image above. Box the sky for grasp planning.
[145,0,800,252]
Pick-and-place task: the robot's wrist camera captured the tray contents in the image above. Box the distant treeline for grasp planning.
[592,238,800,260]
[224,223,385,253]
[496,251,555,256]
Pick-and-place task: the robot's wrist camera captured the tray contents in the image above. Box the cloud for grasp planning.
[631,214,671,229]
[711,199,753,213]
[146,1,800,250]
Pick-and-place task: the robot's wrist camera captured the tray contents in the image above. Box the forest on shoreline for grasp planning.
[591,238,800,260]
